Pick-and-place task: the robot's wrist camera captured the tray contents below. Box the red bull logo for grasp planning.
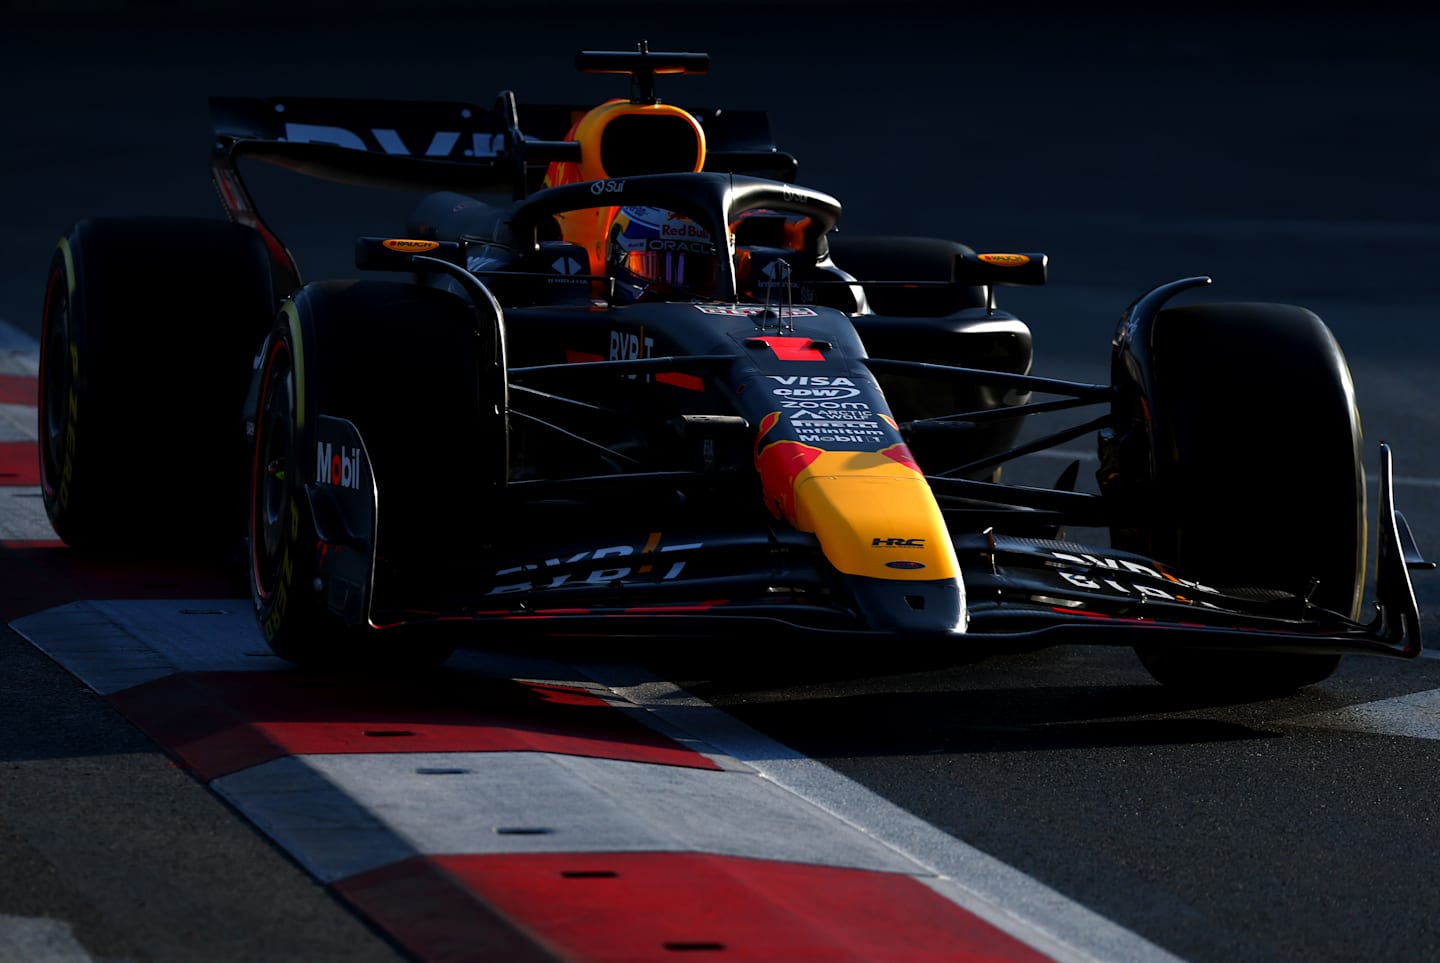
[754,412,823,521]
[879,443,922,474]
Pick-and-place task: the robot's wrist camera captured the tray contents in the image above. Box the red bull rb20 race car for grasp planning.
[36,45,1433,694]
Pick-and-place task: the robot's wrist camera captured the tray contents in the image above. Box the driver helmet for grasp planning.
[607,206,718,302]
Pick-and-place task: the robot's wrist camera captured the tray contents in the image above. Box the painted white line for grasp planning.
[582,666,1184,963]
[0,487,53,542]
[1284,687,1440,740]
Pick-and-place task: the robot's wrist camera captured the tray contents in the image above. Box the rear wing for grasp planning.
[211,92,796,187]
[210,92,797,293]
[211,95,581,194]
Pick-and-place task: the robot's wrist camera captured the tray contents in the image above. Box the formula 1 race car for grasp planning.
[35,44,1433,694]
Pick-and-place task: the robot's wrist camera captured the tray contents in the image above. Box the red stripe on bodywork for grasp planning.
[105,670,721,781]
[0,374,36,405]
[0,442,38,485]
[622,602,725,613]
[750,337,825,362]
[339,853,1056,963]
[655,371,705,391]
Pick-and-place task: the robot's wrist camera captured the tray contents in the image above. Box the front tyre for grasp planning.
[1106,302,1365,695]
[249,282,491,669]
[249,326,333,662]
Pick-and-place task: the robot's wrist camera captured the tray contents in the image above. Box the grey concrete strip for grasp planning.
[0,916,92,963]
[212,756,419,883]
[9,601,177,694]
[0,488,51,541]
[1284,687,1440,740]
[11,600,274,694]
[582,666,1186,963]
[331,751,921,865]
[0,402,36,443]
[219,750,929,884]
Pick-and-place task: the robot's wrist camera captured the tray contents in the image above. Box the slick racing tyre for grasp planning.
[824,235,987,317]
[250,281,496,669]
[1106,302,1364,694]
[38,218,274,549]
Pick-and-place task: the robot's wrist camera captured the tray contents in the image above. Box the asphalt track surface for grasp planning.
[3,4,1440,962]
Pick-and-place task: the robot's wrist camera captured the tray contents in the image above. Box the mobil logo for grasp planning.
[317,441,364,490]
[768,375,862,399]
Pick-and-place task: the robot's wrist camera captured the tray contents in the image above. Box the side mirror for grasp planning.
[354,237,462,271]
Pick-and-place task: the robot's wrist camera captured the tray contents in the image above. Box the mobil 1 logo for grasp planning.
[314,416,369,491]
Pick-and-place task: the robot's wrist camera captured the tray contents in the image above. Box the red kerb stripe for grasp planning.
[0,442,39,485]
[339,853,1056,963]
[0,374,36,406]
[106,670,721,781]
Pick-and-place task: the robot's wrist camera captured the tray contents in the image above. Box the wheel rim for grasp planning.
[37,268,70,502]
[251,338,295,602]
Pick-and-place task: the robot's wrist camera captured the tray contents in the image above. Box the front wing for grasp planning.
[350,446,1425,662]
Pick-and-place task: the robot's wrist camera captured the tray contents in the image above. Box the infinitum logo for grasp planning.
[317,442,364,489]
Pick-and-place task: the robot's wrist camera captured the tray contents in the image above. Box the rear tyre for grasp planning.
[1106,302,1364,694]
[250,281,496,669]
[38,218,274,549]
